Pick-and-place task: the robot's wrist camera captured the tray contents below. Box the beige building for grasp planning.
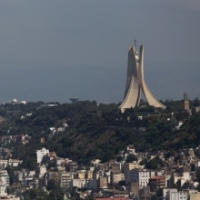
[189,192,200,200]
[48,171,60,183]
[184,100,189,110]
[183,92,190,111]
[111,172,124,184]
[99,176,108,189]
[72,179,87,188]
[110,163,121,172]
[78,170,86,179]
[129,182,139,195]
[193,106,200,113]
[39,165,47,178]
[87,171,93,179]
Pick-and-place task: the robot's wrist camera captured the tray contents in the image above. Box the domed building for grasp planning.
[12,99,18,104]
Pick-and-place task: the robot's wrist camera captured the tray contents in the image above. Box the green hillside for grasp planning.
[0,99,200,168]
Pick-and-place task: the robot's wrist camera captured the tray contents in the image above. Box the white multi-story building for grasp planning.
[163,189,178,200]
[125,169,155,189]
[0,170,10,196]
[72,179,87,188]
[0,184,7,196]
[39,165,47,178]
[36,148,49,164]
[163,188,188,200]
[0,170,10,187]
[0,159,22,169]
[15,169,35,187]
[169,191,188,200]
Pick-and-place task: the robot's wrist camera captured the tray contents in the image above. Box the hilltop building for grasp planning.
[69,97,79,103]
[184,92,190,111]
[36,148,49,164]
[119,42,166,112]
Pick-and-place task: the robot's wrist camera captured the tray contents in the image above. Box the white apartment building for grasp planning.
[0,170,10,187]
[15,170,35,187]
[163,188,188,200]
[126,169,155,189]
[0,184,7,196]
[0,170,10,196]
[36,148,49,164]
[0,159,22,169]
[169,191,188,200]
[72,179,87,188]
[173,172,190,187]
[39,165,47,178]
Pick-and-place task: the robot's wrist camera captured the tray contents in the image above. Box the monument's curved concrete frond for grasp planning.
[138,46,166,109]
[119,43,166,112]
[119,46,140,112]
[124,47,139,97]
[119,75,141,111]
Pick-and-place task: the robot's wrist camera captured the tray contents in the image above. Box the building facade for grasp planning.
[36,148,49,164]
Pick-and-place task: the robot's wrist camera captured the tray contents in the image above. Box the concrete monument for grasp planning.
[119,43,166,112]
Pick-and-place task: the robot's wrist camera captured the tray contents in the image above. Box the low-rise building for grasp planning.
[72,179,87,188]
[0,159,22,169]
[149,176,165,192]
[169,191,188,200]
[36,148,49,164]
[98,176,108,189]
[189,191,200,200]
[111,172,124,184]
[0,195,20,200]
[39,165,47,178]
[163,188,188,200]
[78,170,86,179]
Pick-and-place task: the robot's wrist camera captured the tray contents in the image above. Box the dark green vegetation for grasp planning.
[23,188,48,200]
[126,154,137,163]
[145,157,165,170]
[0,98,200,168]
[23,179,64,200]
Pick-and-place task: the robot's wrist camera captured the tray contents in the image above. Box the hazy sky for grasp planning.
[0,0,200,103]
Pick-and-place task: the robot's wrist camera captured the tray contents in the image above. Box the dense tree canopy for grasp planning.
[0,100,199,169]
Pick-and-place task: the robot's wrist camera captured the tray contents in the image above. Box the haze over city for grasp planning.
[0,0,200,103]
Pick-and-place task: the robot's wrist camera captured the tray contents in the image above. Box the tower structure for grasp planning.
[69,97,79,103]
[119,43,166,112]
[183,92,189,111]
